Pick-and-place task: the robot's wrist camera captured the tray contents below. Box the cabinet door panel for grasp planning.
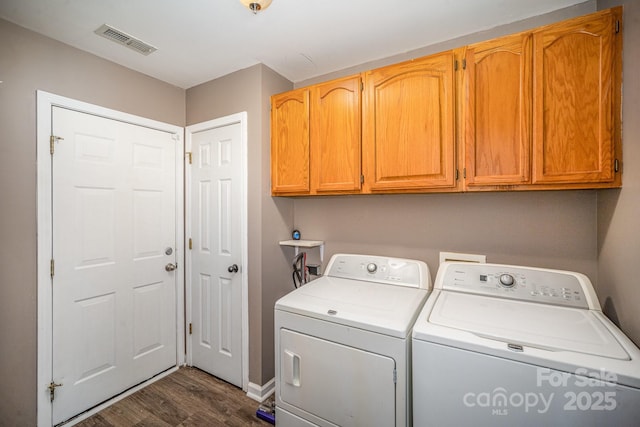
[311,76,362,193]
[363,52,456,191]
[465,33,532,187]
[533,10,617,184]
[271,89,310,194]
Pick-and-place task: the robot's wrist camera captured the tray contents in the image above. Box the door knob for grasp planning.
[165,263,177,272]
[228,264,239,273]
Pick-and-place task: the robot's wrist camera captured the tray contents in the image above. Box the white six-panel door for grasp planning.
[189,119,244,387]
[51,107,178,424]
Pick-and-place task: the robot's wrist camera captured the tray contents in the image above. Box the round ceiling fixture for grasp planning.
[240,0,272,14]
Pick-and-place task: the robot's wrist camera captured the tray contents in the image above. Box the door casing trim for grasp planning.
[36,91,185,426]
[184,113,249,393]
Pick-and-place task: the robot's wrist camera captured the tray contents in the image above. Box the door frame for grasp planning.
[36,91,185,426]
[185,112,249,392]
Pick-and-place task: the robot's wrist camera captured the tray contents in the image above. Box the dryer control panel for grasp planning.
[436,262,597,309]
[325,254,431,290]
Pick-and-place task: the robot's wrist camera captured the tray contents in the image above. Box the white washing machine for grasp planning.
[275,253,432,427]
[412,261,640,426]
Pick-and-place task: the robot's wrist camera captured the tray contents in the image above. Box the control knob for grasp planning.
[366,263,377,274]
[499,273,515,288]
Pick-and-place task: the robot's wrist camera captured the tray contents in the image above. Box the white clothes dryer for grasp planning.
[412,261,640,426]
[275,253,432,427]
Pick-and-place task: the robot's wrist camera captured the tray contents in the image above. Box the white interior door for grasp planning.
[51,107,178,424]
[189,120,244,387]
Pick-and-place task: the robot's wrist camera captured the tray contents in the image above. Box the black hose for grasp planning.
[292,252,305,288]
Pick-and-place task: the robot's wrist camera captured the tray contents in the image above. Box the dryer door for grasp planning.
[279,329,396,427]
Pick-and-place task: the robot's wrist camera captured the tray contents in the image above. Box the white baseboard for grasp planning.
[246,377,275,402]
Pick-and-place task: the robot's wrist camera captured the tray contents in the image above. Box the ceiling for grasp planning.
[0,0,588,89]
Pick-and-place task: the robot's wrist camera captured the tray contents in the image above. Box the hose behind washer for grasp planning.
[292,252,305,288]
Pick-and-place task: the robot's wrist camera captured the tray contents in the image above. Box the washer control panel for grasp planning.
[326,254,431,289]
[438,263,591,309]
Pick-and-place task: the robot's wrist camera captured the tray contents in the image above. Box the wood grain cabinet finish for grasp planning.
[362,52,457,192]
[463,7,621,190]
[270,7,622,196]
[464,33,532,188]
[271,88,310,194]
[310,75,362,194]
[270,76,361,196]
[532,8,621,186]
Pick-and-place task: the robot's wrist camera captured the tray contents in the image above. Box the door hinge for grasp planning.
[189,323,193,335]
[360,175,364,184]
[455,169,459,181]
[393,368,397,384]
[188,238,193,250]
[454,60,459,71]
[48,381,62,402]
[50,135,64,155]
[186,152,192,164]
[463,168,467,179]
[462,58,467,69]
[615,20,620,34]
[614,159,620,173]
[50,259,55,278]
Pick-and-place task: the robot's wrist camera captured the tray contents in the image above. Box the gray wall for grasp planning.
[293,191,598,282]
[597,0,640,346]
[186,64,294,385]
[0,18,185,425]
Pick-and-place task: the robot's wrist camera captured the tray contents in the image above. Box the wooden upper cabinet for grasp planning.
[532,7,621,185]
[464,33,532,188]
[362,52,456,192]
[270,7,622,196]
[310,75,362,194]
[271,88,310,194]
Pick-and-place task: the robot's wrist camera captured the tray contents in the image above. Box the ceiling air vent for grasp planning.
[94,24,157,56]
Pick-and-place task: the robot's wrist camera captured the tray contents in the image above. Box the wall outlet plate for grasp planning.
[439,251,486,264]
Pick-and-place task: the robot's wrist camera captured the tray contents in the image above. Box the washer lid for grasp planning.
[275,276,429,338]
[428,292,629,360]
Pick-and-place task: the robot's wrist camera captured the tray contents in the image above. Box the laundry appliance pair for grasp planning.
[274,254,640,426]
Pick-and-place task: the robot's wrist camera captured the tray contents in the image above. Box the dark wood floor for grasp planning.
[74,367,273,426]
